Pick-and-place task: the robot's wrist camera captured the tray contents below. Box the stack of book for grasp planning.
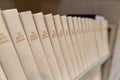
[0,9,109,80]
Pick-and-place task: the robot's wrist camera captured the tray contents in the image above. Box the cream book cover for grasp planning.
[67,16,81,74]
[88,19,99,61]
[101,20,109,55]
[0,10,27,80]
[93,20,102,57]
[61,16,79,77]
[98,20,104,57]
[44,14,70,80]
[19,11,54,80]
[94,20,103,57]
[2,9,41,80]
[33,13,62,80]
[0,64,7,80]
[85,18,94,65]
[53,15,75,79]
[90,19,99,60]
[73,17,84,72]
[79,18,90,68]
[77,18,87,70]
[85,18,96,64]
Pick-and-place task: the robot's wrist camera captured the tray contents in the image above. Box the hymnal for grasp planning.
[33,13,62,80]
[2,9,41,80]
[19,11,54,80]
[0,10,27,80]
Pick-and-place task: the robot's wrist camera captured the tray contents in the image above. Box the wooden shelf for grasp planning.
[74,54,110,80]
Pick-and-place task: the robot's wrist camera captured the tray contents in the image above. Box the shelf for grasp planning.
[74,54,110,80]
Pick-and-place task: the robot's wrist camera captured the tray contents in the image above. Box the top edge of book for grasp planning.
[33,12,43,16]
[19,11,32,14]
[61,15,67,18]
[2,9,18,13]
[53,14,60,17]
[45,13,53,17]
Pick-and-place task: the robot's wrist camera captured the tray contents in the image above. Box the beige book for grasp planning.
[33,13,62,80]
[61,16,79,77]
[85,18,96,64]
[94,20,103,57]
[0,64,7,80]
[19,11,54,80]
[101,20,109,55]
[77,18,87,70]
[73,17,84,72]
[79,18,90,68]
[0,10,27,80]
[88,19,99,61]
[67,16,81,74]
[53,15,75,79]
[44,14,70,80]
[84,18,94,66]
[2,9,41,80]
[94,20,102,57]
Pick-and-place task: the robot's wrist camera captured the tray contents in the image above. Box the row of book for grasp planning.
[0,9,109,80]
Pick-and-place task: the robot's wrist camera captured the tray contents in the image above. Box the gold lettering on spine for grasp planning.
[16,32,25,43]
[42,31,48,39]
[58,30,64,37]
[51,30,57,38]
[30,32,38,41]
[0,33,9,44]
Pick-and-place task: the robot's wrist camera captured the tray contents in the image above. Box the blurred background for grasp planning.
[1,0,120,80]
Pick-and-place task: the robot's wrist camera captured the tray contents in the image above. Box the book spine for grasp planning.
[61,16,79,77]
[73,17,84,73]
[0,10,27,80]
[2,9,41,80]
[94,20,103,57]
[54,15,75,79]
[19,11,54,80]
[80,18,90,68]
[45,14,70,80]
[85,18,95,64]
[77,18,87,70]
[67,16,81,75]
[101,20,109,55]
[33,13,62,80]
[88,19,98,62]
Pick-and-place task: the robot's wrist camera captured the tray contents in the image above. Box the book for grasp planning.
[78,18,90,68]
[33,13,62,80]
[84,18,97,64]
[53,15,75,79]
[2,9,42,80]
[77,17,87,70]
[67,16,81,73]
[73,17,84,72]
[61,16,79,77]
[88,19,99,63]
[44,14,70,80]
[94,20,103,57]
[19,11,54,80]
[0,10,27,80]
[101,20,109,54]
[90,19,99,61]
[0,64,7,80]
